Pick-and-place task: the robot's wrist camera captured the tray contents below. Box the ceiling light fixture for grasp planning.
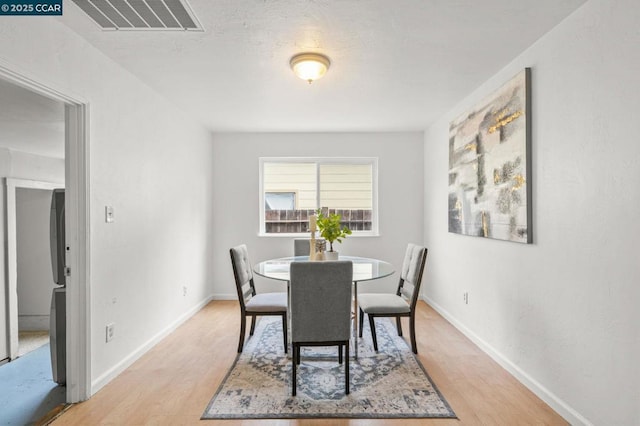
[290,53,331,84]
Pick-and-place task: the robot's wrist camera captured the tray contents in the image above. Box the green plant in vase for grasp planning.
[316,209,352,258]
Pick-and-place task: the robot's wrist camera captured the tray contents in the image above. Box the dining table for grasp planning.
[254,255,395,357]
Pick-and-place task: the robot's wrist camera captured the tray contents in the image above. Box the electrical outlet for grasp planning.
[106,323,115,342]
[182,286,187,296]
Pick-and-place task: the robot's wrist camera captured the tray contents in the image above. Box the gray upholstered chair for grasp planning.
[230,244,288,353]
[293,238,325,256]
[290,260,353,396]
[358,244,428,354]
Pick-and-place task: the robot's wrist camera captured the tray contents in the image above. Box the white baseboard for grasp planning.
[210,293,236,301]
[423,296,592,426]
[91,296,213,394]
[19,315,49,331]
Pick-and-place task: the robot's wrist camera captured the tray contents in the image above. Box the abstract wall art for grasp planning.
[448,68,532,243]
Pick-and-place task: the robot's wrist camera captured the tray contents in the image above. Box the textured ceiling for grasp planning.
[0,0,587,158]
[59,0,586,132]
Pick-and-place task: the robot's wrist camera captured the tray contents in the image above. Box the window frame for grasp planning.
[258,157,379,237]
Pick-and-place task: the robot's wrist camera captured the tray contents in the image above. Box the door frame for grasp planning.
[0,59,91,403]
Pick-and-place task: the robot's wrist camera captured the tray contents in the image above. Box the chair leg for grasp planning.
[238,314,246,353]
[359,308,364,337]
[396,316,403,336]
[410,313,418,354]
[282,313,288,354]
[368,314,378,351]
[338,344,343,364]
[296,346,301,365]
[345,341,350,395]
[249,315,256,336]
[292,343,297,396]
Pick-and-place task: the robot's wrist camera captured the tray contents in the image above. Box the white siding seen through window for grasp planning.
[260,158,377,235]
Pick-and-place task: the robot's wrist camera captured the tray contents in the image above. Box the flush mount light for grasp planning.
[290,53,331,84]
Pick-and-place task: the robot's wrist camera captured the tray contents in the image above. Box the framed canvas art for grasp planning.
[448,68,532,243]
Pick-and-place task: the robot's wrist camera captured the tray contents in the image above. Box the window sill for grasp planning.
[258,231,380,238]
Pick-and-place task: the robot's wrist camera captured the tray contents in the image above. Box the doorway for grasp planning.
[6,181,64,355]
[0,64,90,405]
[0,182,67,424]
[16,185,62,358]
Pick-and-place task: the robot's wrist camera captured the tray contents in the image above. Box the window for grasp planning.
[265,192,296,210]
[259,158,378,235]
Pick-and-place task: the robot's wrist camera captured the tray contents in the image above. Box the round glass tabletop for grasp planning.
[253,255,395,282]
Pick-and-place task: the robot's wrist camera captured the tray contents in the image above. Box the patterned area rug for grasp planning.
[202,316,456,419]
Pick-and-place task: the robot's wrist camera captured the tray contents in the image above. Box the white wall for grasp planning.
[17,188,54,330]
[0,18,215,393]
[211,132,423,297]
[423,0,639,424]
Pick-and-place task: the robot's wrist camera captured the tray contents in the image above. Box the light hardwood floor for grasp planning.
[52,300,568,425]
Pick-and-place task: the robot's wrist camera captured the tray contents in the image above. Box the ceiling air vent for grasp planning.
[71,0,203,31]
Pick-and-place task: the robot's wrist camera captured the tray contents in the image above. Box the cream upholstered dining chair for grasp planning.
[290,261,353,396]
[358,244,428,354]
[230,244,288,353]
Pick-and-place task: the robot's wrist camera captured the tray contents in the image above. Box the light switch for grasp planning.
[105,206,114,223]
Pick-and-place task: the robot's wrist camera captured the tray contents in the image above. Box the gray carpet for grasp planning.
[203,316,456,419]
[18,331,49,357]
